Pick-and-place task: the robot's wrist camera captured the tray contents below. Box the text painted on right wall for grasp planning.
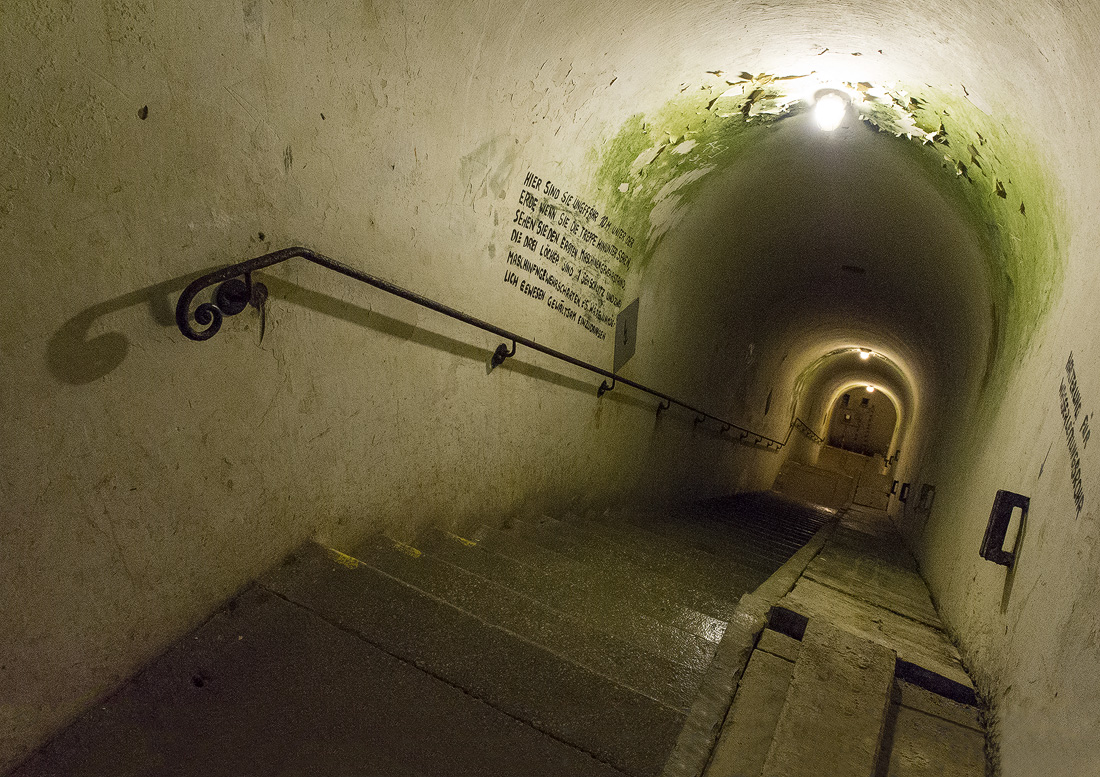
[1059,352,1089,515]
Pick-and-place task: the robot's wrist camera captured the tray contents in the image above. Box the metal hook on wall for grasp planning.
[490,339,517,371]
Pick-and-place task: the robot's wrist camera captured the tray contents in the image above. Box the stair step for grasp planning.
[779,577,973,690]
[542,514,772,601]
[706,625,987,777]
[351,534,702,712]
[709,491,833,530]
[874,681,986,776]
[704,630,798,777]
[802,527,943,628]
[417,527,721,669]
[609,507,802,570]
[760,619,895,777]
[589,504,795,566]
[562,509,772,574]
[676,500,822,551]
[500,519,742,623]
[261,543,683,777]
[473,524,733,640]
[636,494,828,557]
[891,680,982,732]
[506,516,744,614]
[14,586,624,777]
[601,513,793,576]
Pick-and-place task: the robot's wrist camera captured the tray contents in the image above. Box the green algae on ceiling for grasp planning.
[899,88,1064,404]
[588,77,790,272]
[582,73,1064,410]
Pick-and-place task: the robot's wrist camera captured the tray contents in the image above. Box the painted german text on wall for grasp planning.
[502,170,637,341]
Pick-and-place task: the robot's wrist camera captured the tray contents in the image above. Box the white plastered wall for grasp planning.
[2,1,1100,774]
[0,1,781,766]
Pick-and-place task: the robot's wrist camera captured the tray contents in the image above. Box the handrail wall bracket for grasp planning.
[491,340,517,371]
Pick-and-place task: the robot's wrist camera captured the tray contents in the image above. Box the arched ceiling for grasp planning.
[640,107,991,432]
[471,3,1071,455]
[568,61,1063,455]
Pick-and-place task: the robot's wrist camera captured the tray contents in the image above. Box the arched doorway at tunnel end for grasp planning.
[771,349,913,512]
[825,384,899,459]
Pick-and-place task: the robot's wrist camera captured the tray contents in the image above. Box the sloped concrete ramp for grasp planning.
[700,503,986,777]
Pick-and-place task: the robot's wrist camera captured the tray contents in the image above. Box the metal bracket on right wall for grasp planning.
[980,490,1029,567]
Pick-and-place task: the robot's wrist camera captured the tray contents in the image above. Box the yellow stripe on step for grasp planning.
[390,540,422,558]
[446,532,477,547]
[327,548,362,569]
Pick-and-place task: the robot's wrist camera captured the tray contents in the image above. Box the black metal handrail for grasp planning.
[175,246,820,450]
[792,417,825,444]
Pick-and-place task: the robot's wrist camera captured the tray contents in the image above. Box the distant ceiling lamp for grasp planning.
[859,348,872,360]
[866,385,876,393]
[814,92,848,131]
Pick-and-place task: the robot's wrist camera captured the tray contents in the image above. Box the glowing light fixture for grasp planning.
[866,385,876,393]
[859,348,872,360]
[814,92,847,131]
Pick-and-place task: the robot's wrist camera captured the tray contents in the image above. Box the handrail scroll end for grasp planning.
[175,246,315,342]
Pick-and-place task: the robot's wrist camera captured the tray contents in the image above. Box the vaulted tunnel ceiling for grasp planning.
[597,72,1060,448]
[646,108,989,417]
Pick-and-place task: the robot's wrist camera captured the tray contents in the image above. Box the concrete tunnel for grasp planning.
[2,0,1099,774]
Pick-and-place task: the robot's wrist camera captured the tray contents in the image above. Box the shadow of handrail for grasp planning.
[47,272,204,385]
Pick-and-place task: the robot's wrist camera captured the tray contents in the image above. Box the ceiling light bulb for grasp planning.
[859,349,872,360]
[866,385,876,393]
[815,93,847,131]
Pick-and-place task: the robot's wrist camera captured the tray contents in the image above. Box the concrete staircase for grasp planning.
[11,497,987,777]
[11,493,830,777]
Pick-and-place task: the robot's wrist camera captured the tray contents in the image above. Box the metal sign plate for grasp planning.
[613,298,640,373]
